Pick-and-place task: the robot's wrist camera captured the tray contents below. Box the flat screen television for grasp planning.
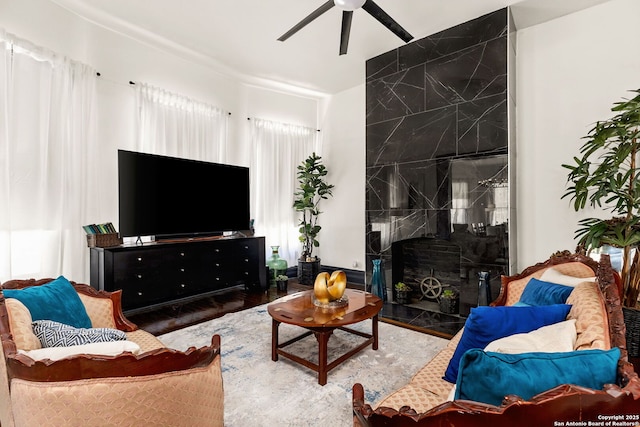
[118,150,250,239]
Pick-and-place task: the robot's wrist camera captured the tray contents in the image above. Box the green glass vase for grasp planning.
[266,246,288,287]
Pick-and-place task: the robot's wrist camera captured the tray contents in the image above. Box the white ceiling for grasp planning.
[51,0,612,96]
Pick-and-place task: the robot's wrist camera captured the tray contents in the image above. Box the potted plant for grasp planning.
[293,153,334,285]
[395,282,411,304]
[439,289,459,314]
[275,275,289,292]
[562,88,640,360]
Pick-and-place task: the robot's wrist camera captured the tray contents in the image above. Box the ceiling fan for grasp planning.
[278,0,414,55]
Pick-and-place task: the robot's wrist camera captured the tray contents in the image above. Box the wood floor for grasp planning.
[125,280,456,338]
[127,280,314,336]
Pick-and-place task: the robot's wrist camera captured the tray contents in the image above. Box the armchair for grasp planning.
[0,278,224,427]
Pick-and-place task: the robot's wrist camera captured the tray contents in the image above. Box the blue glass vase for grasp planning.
[371,259,387,301]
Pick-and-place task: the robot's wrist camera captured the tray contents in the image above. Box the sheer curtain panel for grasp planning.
[135,83,228,163]
[250,118,318,266]
[0,29,99,283]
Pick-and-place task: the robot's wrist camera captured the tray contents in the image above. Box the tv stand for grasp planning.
[89,236,267,312]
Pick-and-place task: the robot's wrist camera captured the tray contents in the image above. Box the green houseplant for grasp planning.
[275,275,289,292]
[293,152,334,284]
[439,289,459,314]
[563,89,640,363]
[562,89,640,309]
[394,282,411,304]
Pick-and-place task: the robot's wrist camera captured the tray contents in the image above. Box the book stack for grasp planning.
[83,222,122,248]
[83,222,117,235]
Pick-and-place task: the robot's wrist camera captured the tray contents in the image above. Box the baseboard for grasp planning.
[285,264,365,285]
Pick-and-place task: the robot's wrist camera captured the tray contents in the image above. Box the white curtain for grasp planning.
[249,118,318,265]
[0,29,99,283]
[490,186,509,225]
[135,83,228,163]
[451,181,469,226]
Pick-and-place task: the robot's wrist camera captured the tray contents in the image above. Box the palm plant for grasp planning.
[293,153,334,260]
[562,89,640,308]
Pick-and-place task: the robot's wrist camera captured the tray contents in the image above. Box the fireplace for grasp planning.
[391,234,506,316]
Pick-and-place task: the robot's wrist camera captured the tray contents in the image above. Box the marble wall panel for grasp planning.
[399,8,506,75]
[365,8,510,302]
[366,160,446,211]
[366,107,457,166]
[366,64,426,124]
[457,93,508,155]
[425,37,507,111]
[366,50,398,81]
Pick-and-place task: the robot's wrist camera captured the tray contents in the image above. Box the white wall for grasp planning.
[318,85,366,270]
[0,0,319,283]
[515,0,640,269]
[4,0,638,281]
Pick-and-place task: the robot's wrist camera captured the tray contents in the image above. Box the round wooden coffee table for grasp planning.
[267,289,383,385]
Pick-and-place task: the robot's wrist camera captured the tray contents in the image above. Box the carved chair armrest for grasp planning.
[6,335,221,382]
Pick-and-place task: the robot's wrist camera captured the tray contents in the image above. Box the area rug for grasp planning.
[158,304,448,427]
[158,303,448,427]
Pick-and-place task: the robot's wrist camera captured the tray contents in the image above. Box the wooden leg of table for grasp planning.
[272,319,280,361]
[315,330,332,386]
[372,314,379,350]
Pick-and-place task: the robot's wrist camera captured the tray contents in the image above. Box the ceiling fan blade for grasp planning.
[361,0,413,43]
[339,11,353,55]
[278,0,335,41]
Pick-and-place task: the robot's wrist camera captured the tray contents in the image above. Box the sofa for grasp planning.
[353,251,640,426]
[0,277,224,427]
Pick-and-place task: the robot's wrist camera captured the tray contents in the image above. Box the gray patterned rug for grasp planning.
[158,301,448,427]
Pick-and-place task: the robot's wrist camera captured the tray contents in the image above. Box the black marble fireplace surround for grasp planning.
[365,8,513,335]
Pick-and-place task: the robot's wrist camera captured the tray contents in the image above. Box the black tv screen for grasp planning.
[118,150,250,239]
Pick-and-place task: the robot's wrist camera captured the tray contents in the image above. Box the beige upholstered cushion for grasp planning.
[77,293,117,329]
[126,329,166,353]
[540,267,596,287]
[566,282,610,350]
[375,384,444,414]
[5,298,41,351]
[410,347,456,399]
[10,353,224,427]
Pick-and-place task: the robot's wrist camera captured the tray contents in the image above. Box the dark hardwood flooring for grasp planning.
[127,280,313,336]
[127,280,460,339]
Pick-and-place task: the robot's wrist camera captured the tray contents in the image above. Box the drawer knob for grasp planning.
[180,283,186,288]
[137,257,142,262]
[137,292,143,296]
[137,274,143,279]
[180,252,185,257]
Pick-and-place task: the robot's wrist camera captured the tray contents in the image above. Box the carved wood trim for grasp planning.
[6,335,220,382]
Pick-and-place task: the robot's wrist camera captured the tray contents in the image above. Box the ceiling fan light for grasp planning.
[334,0,366,12]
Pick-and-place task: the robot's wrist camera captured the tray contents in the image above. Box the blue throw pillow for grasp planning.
[3,276,92,329]
[455,348,620,406]
[519,278,574,306]
[443,304,572,383]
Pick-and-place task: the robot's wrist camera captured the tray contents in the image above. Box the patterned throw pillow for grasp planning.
[32,320,127,348]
